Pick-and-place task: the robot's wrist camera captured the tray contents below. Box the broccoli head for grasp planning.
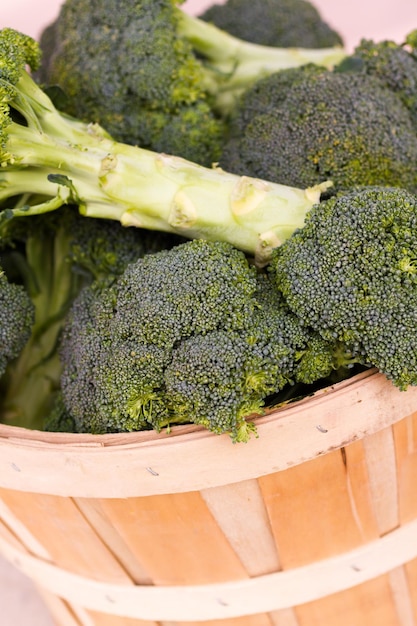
[199,0,343,49]
[59,240,261,439]
[35,0,346,164]
[35,0,226,165]
[0,267,34,379]
[59,240,350,441]
[335,33,417,130]
[220,65,417,193]
[270,186,417,390]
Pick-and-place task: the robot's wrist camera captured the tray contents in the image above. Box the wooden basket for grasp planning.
[1,368,417,625]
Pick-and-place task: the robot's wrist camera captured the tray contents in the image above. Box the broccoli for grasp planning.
[0,203,182,430]
[163,271,346,441]
[0,27,331,268]
[0,266,34,379]
[34,0,346,164]
[59,239,260,440]
[219,64,417,193]
[199,0,343,49]
[58,240,351,442]
[335,32,417,130]
[269,186,417,391]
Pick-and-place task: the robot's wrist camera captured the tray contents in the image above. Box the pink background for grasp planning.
[1,1,417,625]
[2,0,417,51]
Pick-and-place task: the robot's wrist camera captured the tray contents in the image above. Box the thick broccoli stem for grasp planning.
[2,72,330,264]
[176,10,347,113]
[0,224,83,430]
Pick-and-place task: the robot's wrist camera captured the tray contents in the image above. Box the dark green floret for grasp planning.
[270,186,417,390]
[199,0,344,48]
[35,0,346,164]
[0,267,34,379]
[59,244,351,442]
[220,66,417,193]
[335,33,417,129]
[59,240,261,439]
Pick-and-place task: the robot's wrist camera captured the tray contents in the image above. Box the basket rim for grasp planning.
[0,367,380,445]
[1,368,416,498]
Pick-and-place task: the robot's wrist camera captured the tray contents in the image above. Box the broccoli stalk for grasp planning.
[176,10,347,113]
[0,28,331,265]
[0,212,83,430]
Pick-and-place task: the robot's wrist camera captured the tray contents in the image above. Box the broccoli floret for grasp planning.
[59,284,173,433]
[0,203,178,429]
[59,239,261,438]
[220,66,417,193]
[36,0,225,166]
[60,242,349,442]
[0,267,34,379]
[35,0,345,164]
[269,186,417,390]
[0,28,330,267]
[199,0,343,49]
[335,34,417,130]
[164,330,261,442]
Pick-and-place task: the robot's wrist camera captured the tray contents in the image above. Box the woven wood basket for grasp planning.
[1,368,417,625]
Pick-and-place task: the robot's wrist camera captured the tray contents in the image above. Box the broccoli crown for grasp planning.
[220,66,417,193]
[114,239,259,348]
[0,268,34,378]
[270,186,417,390]
[37,0,225,165]
[335,36,417,130]
[60,241,348,441]
[59,240,261,437]
[199,0,343,48]
[64,209,186,286]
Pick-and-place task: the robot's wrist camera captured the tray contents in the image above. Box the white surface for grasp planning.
[0,555,54,626]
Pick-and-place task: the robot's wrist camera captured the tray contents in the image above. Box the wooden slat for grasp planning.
[393,411,417,523]
[258,442,401,625]
[94,491,249,585]
[0,496,52,560]
[388,567,416,626]
[363,427,399,534]
[0,487,134,584]
[201,479,281,576]
[258,443,379,568]
[405,558,417,623]
[74,498,153,585]
[393,411,417,622]
[294,576,400,626]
